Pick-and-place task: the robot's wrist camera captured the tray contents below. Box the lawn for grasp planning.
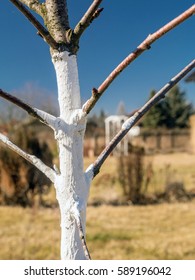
[85,152,195,204]
[0,152,195,260]
[0,202,195,259]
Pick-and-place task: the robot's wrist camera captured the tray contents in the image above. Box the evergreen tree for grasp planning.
[164,85,194,128]
[141,90,166,128]
[142,86,193,129]
[185,71,195,82]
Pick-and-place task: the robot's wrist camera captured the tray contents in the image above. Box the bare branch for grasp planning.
[73,0,103,41]
[0,89,56,128]
[0,133,55,183]
[83,4,195,114]
[0,89,43,120]
[90,59,195,177]
[33,108,57,129]
[9,0,58,49]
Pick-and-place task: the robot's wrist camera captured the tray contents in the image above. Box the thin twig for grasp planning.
[83,4,195,114]
[90,7,104,22]
[9,0,58,49]
[0,89,55,127]
[91,59,195,177]
[0,133,55,183]
[73,0,103,41]
[75,216,91,260]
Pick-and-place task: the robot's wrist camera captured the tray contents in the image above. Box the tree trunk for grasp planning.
[52,50,90,259]
[2,1,194,261]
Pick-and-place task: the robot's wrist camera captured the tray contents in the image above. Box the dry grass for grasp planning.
[0,201,195,259]
[0,206,60,259]
[85,152,195,203]
[87,202,195,260]
[144,153,195,192]
[1,152,195,259]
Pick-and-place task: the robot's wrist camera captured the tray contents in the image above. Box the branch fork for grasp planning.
[9,0,58,49]
[3,1,195,260]
[73,0,103,38]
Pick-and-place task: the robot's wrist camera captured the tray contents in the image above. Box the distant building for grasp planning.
[105,115,140,155]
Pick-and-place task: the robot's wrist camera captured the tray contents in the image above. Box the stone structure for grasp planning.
[105,115,140,155]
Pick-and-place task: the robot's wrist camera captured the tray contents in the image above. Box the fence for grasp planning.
[84,128,191,157]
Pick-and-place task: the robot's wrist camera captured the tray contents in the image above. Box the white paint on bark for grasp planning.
[85,164,94,186]
[122,115,136,131]
[33,108,57,129]
[52,51,81,119]
[52,50,90,259]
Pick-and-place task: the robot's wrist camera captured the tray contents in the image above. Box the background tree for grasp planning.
[164,85,194,128]
[141,90,166,128]
[0,1,194,260]
[142,86,193,128]
[185,71,195,82]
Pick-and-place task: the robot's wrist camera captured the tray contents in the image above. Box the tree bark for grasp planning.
[51,50,91,259]
[3,1,195,260]
[45,0,70,43]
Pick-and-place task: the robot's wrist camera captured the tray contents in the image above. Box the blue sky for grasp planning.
[1,0,195,115]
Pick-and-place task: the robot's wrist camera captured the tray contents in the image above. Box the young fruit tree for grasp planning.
[0,1,194,260]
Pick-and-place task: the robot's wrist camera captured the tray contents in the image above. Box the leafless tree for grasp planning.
[0,1,194,259]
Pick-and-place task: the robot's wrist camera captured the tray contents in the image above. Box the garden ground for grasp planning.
[0,152,195,259]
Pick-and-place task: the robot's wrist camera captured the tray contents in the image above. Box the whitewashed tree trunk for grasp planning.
[1,1,194,260]
[52,51,91,259]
